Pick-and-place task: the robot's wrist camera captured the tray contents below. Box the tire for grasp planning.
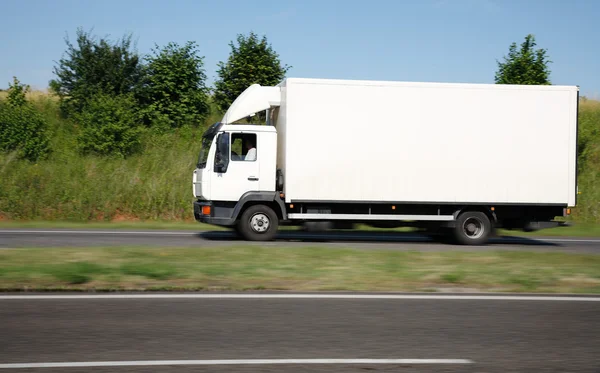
[453,211,492,245]
[237,204,279,241]
[232,224,243,238]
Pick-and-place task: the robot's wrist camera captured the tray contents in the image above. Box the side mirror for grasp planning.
[214,132,230,173]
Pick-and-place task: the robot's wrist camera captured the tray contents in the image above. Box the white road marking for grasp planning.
[0,294,599,301]
[0,359,473,369]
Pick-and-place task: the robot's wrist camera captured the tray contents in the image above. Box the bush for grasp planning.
[0,106,51,162]
[0,79,51,162]
[6,76,29,107]
[77,93,143,157]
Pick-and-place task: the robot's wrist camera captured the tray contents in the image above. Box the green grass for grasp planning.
[1,246,600,293]
[498,223,600,237]
[48,262,106,284]
[120,262,178,280]
[440,272,466,284]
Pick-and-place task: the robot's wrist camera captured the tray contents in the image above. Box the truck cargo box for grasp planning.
[276,78,578,206]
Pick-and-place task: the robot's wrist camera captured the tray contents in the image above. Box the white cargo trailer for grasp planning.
[193,78,578,245]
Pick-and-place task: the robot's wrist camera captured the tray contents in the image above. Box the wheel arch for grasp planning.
[453,205,498,225]
[232,192,286,222]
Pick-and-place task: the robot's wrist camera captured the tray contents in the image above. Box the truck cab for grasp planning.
[193,85,286,241]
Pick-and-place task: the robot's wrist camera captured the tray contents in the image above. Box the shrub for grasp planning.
[0,77,51,162]
[0,105,51,162]
[6,76,29,107]
[77,93,143,157]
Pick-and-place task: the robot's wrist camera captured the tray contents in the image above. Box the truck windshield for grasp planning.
[196,122,223,169]
[196,136,213,169]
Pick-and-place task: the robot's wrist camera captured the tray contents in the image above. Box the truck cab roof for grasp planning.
[220,124,277,133]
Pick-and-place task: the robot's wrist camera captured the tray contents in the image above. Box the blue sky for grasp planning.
[1,0,599,97]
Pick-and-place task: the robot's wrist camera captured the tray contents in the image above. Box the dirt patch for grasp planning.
[111,212,141,222]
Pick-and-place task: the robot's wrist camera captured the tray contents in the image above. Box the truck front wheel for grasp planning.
[238,204,279,241]
[453,211,492,245]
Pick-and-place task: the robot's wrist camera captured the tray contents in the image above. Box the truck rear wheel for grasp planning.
[453,211,491,245]
[238,204,279,241]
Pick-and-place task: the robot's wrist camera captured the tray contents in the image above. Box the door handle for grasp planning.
[248,176,259,181]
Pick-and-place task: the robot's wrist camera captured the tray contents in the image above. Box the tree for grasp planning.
[214,32,290,114]
[495,34,551,85]
[50,28,142,115]
[137,41,210,128]
[0,77,50,161]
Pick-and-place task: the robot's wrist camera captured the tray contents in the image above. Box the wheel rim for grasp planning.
[250,213,270,233]
[462,217,484,239]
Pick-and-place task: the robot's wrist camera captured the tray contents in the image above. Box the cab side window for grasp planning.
[231,133,257,162]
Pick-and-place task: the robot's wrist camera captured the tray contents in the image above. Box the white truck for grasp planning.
[193,78,579,245]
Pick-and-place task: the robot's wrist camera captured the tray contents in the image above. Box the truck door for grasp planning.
[211,132,260,202]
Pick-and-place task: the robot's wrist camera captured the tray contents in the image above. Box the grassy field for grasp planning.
[0,92,221,222]
[1,246,599,293]
[1,92,599,226]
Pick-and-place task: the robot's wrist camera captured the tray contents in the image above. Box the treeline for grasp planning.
[0,29,289,161]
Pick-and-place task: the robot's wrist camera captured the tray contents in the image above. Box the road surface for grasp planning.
[0,293,599,372]
[1,228,600,253]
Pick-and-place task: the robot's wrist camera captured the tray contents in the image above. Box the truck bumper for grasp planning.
[193,200,236,226]
[194,193,287,228]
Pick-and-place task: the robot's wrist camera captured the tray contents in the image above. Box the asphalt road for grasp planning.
[1,228,600,253]
[0,294,599,372]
